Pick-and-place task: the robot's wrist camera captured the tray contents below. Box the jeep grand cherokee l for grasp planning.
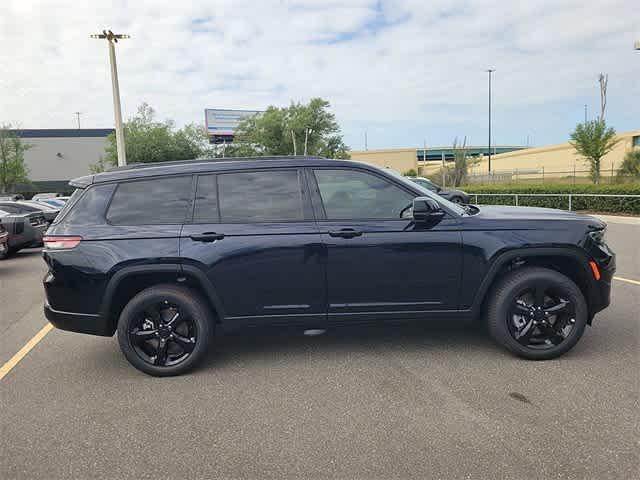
[42,157,614,376]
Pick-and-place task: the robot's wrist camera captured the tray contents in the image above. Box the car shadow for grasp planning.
[202,319,496,369]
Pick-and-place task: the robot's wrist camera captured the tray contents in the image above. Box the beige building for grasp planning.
[14,129,113,182]
[351,129,640,178]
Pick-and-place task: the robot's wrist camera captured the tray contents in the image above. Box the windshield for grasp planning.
[385,169,467,215]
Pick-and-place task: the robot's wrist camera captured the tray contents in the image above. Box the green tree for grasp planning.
[0,125,31,192]
[570,120,619,184]
[230,98,350,159]
[616,149,640,180]
[94,103,213,171]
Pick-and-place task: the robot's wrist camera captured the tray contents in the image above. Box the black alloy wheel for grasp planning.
[487,267,588,360]
[508,285,576,349]
[117,285,213,376]
[129,301,197,367]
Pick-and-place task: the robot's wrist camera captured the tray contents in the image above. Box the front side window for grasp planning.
[314,169,414,220]
[218,170,303,223]
[107,176,192,225]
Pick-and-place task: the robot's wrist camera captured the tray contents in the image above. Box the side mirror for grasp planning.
[412,197,444,222]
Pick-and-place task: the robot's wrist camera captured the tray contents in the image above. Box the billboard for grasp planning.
[204,109,262,142]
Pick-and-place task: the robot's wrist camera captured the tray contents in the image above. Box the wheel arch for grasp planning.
[101,264,226,335]
[472,247,599,323]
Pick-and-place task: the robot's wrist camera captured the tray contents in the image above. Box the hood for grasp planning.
[476,205,605,228]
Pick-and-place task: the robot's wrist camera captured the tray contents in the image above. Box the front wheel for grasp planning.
[487,267,588,360]
[450,196,463,204]
[117,284,214,376]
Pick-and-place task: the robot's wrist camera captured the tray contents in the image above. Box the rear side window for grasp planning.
[61,184,116,225]
[107,176,192,225]
[218,170,303,222]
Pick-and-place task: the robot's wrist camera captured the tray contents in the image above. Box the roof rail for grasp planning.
[106,155,326,172]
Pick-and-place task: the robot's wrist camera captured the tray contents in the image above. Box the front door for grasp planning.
[180,169,326,326]
[308,167,462,322]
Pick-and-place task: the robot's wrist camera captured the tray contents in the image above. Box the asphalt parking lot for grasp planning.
[1,218,638,479]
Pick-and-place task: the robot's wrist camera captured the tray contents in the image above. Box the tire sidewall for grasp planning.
[117,285,213,376]
[488,268,588,360]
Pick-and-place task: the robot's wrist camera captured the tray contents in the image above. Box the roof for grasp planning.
[8,129,114,138]
[70,156,368,188]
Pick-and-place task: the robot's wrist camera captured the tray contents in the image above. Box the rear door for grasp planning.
[180,168,326,326]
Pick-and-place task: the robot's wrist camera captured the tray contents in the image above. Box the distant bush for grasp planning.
[402,169,418,177]
[463,183,640,214]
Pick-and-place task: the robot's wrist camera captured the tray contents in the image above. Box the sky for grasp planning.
[1,0,638,150]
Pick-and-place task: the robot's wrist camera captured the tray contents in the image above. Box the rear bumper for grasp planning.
[44,303,113,336]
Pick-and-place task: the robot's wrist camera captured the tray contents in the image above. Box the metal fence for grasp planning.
[464,168,636,185]
[471,193,640,211]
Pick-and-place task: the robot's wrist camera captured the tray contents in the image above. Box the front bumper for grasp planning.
[44,303,113,336]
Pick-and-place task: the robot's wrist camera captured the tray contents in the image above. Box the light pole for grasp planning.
[74,112,82,129]
[91,30,130,167]
[486,69,495,174]
[584,104,588,124]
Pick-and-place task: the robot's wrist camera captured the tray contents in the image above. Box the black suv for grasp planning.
[43,157,615,376]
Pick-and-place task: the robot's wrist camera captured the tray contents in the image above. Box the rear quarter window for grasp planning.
[59,184,116,225]
[107,176,192,225]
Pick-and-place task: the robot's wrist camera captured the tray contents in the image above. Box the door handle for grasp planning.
[328,228,362,239]
[190,232,225,242]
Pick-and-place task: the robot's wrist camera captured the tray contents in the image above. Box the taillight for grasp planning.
[43,236,82,250]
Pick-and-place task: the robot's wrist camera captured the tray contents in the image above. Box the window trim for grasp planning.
[105,174,194,226]
[309,167,419,222]
[187,168,312,225]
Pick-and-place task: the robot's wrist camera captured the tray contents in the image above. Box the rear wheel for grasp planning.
[450,196,463,204]
[117,284,214,376]
[487,267,588,360]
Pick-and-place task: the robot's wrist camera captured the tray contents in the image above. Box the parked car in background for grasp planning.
[0,201,59,224]
[43,157,614,376]
[0,209,47,254]
[0,194,25,201]
[32,192,62,200]
[406,176,470,204]
[37,198,66,209]
[0,224,8,259]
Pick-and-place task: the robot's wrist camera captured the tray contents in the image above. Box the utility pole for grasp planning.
[74,112,81,129]
[91,30,129,166]
[486,69,495,174]
[364,131,368,151]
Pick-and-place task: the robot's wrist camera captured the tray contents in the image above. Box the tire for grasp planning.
[117,284,214,376]
[487,267,588,360]
[450,196,463,204]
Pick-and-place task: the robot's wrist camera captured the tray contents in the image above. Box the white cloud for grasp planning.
[0,0,638,149]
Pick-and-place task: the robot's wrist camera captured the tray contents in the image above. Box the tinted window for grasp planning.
[314,169,414,220]
[63,184,116,225]
[0,204,21,213]
[107,176,192,225]
[218,170,303,222]
[415,179,437,192]
[193,174,219,223]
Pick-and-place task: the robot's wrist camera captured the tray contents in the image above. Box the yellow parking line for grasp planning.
[613,276,640,286]
[0,323,53,381]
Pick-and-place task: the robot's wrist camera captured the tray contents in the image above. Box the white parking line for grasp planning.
[614,276,640,286]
